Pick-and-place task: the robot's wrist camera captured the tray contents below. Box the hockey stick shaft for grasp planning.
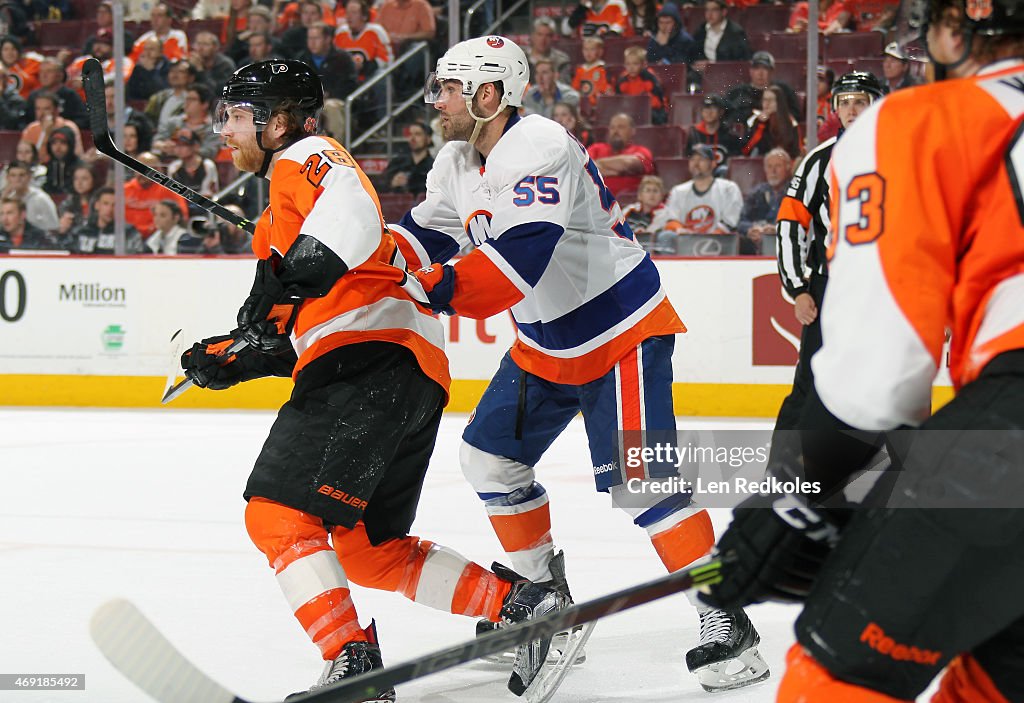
[80,58,256,234]
[291,560,724,703]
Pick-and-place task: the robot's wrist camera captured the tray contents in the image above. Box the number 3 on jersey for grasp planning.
[300,149,356,188]
[843,172,886,245]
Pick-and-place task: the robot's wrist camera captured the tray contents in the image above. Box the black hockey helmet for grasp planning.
[214,59,324,136]
[215,59,324,176]
[902,0,1024,74]
[831,71,885,110]
[909,0,1024,36]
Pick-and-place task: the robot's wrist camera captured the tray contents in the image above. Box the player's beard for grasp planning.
[229,134,266,173]
[441,109,476,142]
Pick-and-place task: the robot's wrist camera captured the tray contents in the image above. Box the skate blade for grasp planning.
[482,630,587,667]
[694,646,771,693]
[523,622,596,703]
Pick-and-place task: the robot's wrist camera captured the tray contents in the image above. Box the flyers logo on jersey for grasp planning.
[486,36,505,48]
[464,209,494,244]
[966,0,993,20]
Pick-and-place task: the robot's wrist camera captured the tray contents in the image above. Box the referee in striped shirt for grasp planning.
[772,71,885,432]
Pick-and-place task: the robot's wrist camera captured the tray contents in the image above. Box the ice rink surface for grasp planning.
[1,408,802,703]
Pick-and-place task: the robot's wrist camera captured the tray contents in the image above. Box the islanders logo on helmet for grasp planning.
[486,36,505,48]
[966,0,994,20]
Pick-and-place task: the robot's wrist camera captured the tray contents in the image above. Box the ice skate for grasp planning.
[287,621,395,702]
[490,562,571,696]
[685,607,770,692]
[476,551,587,666]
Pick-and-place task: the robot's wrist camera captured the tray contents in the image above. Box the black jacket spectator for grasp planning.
[43,126,81,195]
[0,221,52,251]
[694,19,751,62]
[647,3,697,66]
[127,58,170,101]
[296,47,358,100]
[686,121,741,160]
[0,86,25,129]
[726,81,799,127]
[383,150,433,195]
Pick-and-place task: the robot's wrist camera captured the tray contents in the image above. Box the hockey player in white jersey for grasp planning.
[390,35,770,692]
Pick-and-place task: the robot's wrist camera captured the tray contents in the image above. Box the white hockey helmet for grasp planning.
[425,35,530,109]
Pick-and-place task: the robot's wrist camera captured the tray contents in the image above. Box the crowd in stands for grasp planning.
[0,0,919,257]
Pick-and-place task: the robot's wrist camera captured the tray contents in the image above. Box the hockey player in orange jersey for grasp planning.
[179,59,566,701]
[701,1,1024,701]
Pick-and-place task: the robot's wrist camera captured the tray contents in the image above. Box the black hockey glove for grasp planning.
[182,331,297,390]
[238,237,350,352]
[237,258,300,354]
[699,488,847,611]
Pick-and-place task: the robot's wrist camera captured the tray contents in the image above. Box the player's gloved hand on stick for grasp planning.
[237,258,299,353]
[412,264,457,315]
[181,333,258,390]
[699,485,844,611]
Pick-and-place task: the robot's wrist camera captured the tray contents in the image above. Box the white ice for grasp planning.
[0,409,803,703]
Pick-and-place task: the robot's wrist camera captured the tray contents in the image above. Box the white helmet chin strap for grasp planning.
[465,95,509,146]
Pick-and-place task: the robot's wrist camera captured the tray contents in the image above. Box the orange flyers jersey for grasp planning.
[6,53,42,98]
[818,59,1024,431]
[572,62,609,106]
[130,29,189,62]
[580,0,631,37]
[334,23,393,66]
[255,135,449,393]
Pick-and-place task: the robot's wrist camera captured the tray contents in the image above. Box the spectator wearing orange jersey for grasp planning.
[572,37,610,113]
[334,0,393,82]
[615,46,667,124]
[527,17,572,84]
[123,152,189,238]
[587,112,655,196]
[130,4,189,63]
[567,0,631,37]
[66,29,136,100]
[787,0,852,34]
[1,37,41,99]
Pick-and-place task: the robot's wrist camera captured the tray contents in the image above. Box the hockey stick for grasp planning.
[91,560,723,703]
[80,58,256,234]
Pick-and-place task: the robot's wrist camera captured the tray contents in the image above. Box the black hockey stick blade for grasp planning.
[80,58,256,234]
[91,560,722,703]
